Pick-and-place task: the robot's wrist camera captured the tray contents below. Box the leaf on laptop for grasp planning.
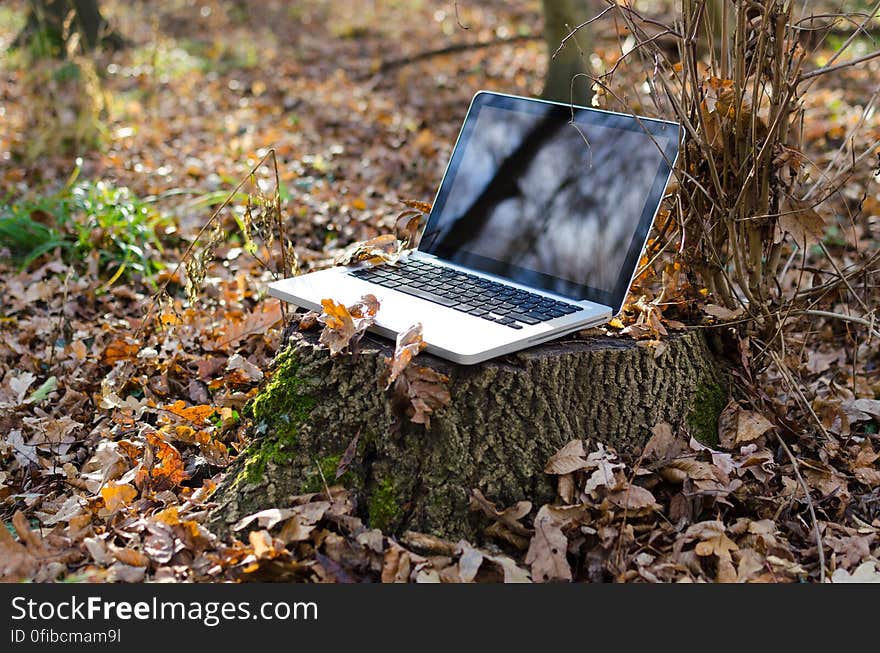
[348,294,380,319]
[334,234,405,266]
[395,200,431,248]
[318,295,380,356]
[400,199,432,214]
[385,323,426,388]
[395,210,424,248]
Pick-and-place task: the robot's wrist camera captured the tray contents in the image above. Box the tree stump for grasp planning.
[208,328,725,541]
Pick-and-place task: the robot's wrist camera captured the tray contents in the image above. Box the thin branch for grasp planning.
[800,48,880,82]
[773,430,828,583]
[798,309,880,339]
[367,34,540,77]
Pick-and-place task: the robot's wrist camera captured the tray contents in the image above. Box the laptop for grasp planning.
[269,91,681,364]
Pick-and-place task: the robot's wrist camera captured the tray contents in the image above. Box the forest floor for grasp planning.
[1,0,879,583]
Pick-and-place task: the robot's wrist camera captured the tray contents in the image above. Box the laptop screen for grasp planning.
[419,92,680,313]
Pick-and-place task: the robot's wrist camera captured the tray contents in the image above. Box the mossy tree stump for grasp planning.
[208,329,724,540]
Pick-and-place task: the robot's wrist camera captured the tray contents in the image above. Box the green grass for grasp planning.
[0,174,166,283]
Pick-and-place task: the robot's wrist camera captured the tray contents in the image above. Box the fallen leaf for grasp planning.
[544,439,589,474]
[9,371,36,404]
[719,400,775,449]
[102,340,140,365]
[525,505,571,582]
[100,481,137,512]
[164,400,216,425]
[605,484,659,512]
[112,547,149,568]
[831,561,880,583]
[226,353,264,382]
[145,432,189,489]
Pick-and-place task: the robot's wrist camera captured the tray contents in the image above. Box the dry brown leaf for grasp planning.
[297,310,320,331]
[469,489,532,538]
[544,439,588,474]
[112,547,149,568]
[394,365,450,429]
[660,458,719,484]
[102,339,139,365]
[780,197,826,246]
[382,542,412,583]
[318,295,380,356]
[605,484,659,512]
[385,323,426,388]
[643,422,685,461]
[400,199,433,214]
[704,303,744,321]
[719,401,774,449]
[525,505,571,583]
[334,234,404,266]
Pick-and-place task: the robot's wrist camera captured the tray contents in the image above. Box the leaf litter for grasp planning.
[0,0,878,583]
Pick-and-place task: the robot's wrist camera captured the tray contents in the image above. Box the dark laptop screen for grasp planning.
[419,92,680,312]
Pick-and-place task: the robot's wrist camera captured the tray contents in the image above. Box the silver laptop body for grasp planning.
[269,91,681,364]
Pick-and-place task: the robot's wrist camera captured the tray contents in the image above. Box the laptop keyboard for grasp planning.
[349,258,583,329]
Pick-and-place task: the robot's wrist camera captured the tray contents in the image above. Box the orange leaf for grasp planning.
[102,340,139,365]
[113,547,149,567]
[145,432,189,489]
[100,481,137,512]
[164,400,216,425]
[400,199,432,213]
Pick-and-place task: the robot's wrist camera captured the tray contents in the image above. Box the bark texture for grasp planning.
[208,329,724,541]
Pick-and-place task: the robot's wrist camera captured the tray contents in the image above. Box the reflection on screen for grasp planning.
[421,105,672,300]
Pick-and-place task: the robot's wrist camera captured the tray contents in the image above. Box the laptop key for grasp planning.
[396,286,456,307]
[510,313,540,325]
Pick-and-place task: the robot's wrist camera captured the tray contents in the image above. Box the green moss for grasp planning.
[302,453,348,493]
[367,476,402,532]
[688,381,726,446]
[235,348,316,486]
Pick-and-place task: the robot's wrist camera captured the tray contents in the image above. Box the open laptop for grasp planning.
[269,91,681,364]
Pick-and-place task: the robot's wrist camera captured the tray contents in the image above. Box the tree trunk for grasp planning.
[13,0,124,56]
[208,328,726,541]
[542,0,595,104]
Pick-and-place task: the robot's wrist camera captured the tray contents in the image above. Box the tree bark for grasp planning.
[542,0,595,104]
[208,328,725,541]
